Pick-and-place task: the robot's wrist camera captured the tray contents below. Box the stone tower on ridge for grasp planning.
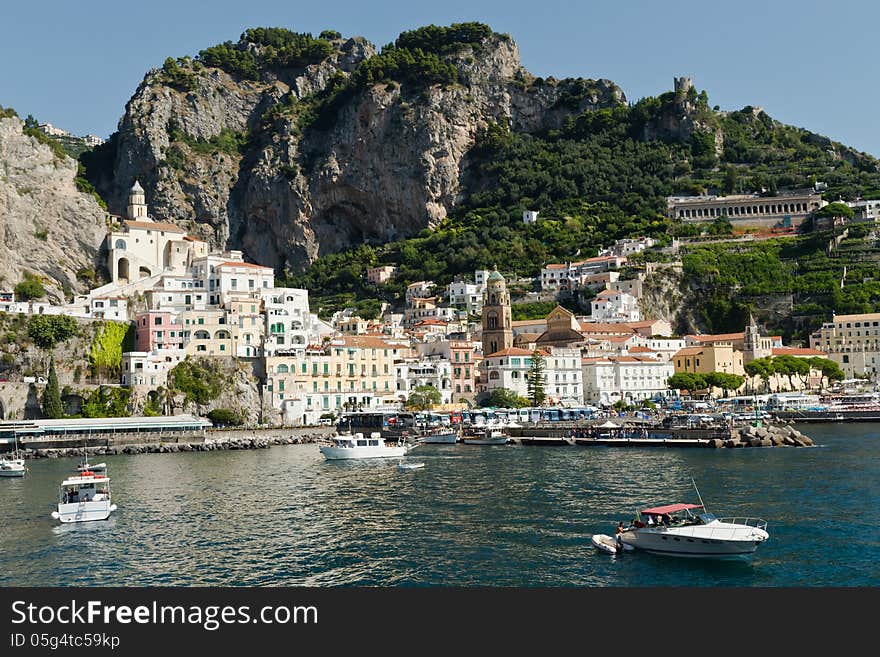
[481,267,513,356]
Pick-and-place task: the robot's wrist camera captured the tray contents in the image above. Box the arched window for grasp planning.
[276,364,289,373]
[489,371,500,380]
[194,330,210,340]
[215,330,231,340]
[487,312,498,329]
[115,239,126,250]
[490,294,497,305]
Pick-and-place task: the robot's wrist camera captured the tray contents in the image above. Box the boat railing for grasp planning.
[716,517,768,531]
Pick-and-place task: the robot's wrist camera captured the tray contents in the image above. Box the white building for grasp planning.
[108,182,206,286]
[544,347,583,406]
[809,312,880,379]
[394,358,453,404]
[628,337,686,362]
[481,347,533,399]
[541,256,628,291]
[121,349,187,388]
[447,280,483,315]
[523,210,539,225]
[599,237,656,258]
[405,281,435,304]
[581,356,674,405]
[262,287,333,356]
[591,289,641,323]
[848,199,880,223]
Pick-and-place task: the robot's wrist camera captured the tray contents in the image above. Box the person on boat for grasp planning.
[615,521,625,535]
[646,515,654,527]
[615,521,625,551]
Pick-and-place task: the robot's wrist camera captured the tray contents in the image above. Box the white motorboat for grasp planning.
[320,432,411,460]
[417,428,459,444]
[463,429,509,445]
[618,496,769,559]
[51,470,117,523]
[591,534,634,555]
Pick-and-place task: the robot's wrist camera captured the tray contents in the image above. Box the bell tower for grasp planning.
[481,267,513,356]
[127,180,149,220]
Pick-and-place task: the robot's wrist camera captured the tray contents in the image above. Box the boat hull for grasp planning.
[320,445,409,460]
[0,467,26,477]
[52,501,117,523]
[619,524,768,558]
[463,438,508,445]
[418,432,458,444]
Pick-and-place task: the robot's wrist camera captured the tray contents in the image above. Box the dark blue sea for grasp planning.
[1,423,877,587]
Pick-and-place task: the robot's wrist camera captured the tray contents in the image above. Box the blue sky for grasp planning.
[2,0,877,155]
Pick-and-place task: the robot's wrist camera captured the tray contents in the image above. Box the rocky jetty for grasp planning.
[19,431,325,459]
[709,422,815,449]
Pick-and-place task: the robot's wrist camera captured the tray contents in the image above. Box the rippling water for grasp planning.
[1,424,877,587]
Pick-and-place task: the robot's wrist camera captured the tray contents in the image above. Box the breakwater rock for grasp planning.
[20,432,325,459]
[709,423,815,449]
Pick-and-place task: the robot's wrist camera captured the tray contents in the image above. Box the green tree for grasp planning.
[745,357,775,393]
[481,387,529,408]
[14,272,46,300]
[667,372,706,393]
[207,408,244,426]
[814,202,854,220]
[27,315,78,349]
[41,358,64,418]
[704,371,745,397]
[526,350,546,406]
[406,385,442,410]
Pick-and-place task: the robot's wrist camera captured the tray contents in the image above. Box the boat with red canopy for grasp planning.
[616,482,769,559]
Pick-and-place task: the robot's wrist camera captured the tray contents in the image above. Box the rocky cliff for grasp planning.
[0,116,108,301]
[96,28,625,272]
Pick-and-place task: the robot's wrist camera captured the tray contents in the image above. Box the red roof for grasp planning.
[641,503,703,515]
[218,261,273,270]
[771,347,826,357]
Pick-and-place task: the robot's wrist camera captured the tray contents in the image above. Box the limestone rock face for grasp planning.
[0,117,108,300]
[102,33,626,272]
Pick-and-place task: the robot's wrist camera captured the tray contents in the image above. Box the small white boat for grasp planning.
[592,534,633,555]
[51,470,117,523]
[397,461,425,470]
[77,461,106,473]
[0,458,26,477]
[320,432,411,460]
[1,431,27,477]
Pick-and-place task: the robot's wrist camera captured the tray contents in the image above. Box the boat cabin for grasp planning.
[331,432,384,448]
[59,473,110,504]
[634,503,711,528]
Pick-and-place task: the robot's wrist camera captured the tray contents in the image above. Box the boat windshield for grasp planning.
[697,512,717,524]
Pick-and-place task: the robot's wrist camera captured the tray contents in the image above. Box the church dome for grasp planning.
[488,270,504,281]
[130,180,144,193]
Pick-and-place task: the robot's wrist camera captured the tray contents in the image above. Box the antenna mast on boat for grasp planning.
[692,478,708,513]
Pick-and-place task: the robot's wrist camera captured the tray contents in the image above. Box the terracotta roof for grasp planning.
[582,357,612,364]
[579,323,638,335]
[511,320,546,327]
[543,264,568,270]
[673,347,704,357]
[688,332,745,342]
[485,347,534,358]
[218,261,273,270]
[771,347,826,357]
[594,290,618,298]
[123,220,186,233]
[183,235,205,242]
[513,332,542,341]
[627,346,657,353]
[624,320,664,328]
